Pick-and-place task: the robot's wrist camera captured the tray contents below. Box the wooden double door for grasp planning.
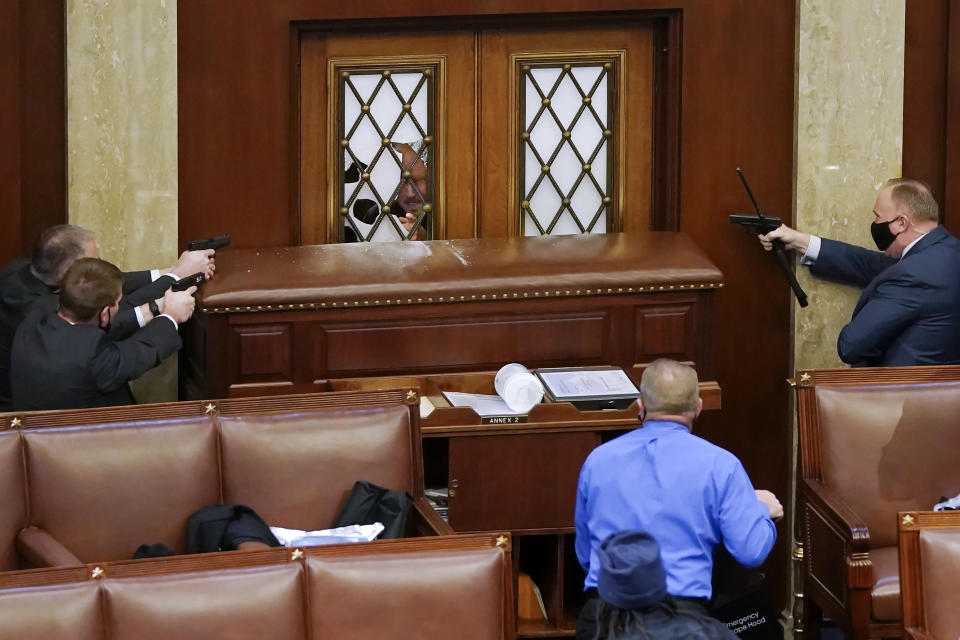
[300,22,658,244]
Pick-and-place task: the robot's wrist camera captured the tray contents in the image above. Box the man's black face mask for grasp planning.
[870,217,902,251]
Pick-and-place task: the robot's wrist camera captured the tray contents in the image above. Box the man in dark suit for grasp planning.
[761,178,960,366]
[10,258,197,411]
[0,225,215,409]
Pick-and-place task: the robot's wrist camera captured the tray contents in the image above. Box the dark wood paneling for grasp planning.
[947,4,960,227]
[233,324,292,380]
[0,2,22,266]
[18,0,66,252]
[635,301,695,362]
[193,292,715,398]
[448,431,598,531]
[0,0,65,267]
[322,313,607,375]
[904,0,960,232]
[179,0,795,610]
[903,0,949,216]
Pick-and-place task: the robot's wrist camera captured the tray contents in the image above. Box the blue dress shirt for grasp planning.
[574,420,776,599]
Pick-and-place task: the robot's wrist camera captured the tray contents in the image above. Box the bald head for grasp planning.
[639,359,700,417]
[31,225,98,287]
[885,178,939,224]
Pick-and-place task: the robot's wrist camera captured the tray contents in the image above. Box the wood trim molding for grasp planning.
[202,281,724,315]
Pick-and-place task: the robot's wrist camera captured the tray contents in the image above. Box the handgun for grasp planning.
[729,168,809,307]
[729,213,783,235]
[187,234,231,252]
[171,272,205,292]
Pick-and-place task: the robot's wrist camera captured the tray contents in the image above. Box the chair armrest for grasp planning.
[905,629,935,640]
[17,526,82,568]
[802,478,871,553]
[802,478,876,591]
[409,496,455,536]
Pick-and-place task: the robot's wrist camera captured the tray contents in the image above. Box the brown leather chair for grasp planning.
[20,416,219,564]
[0,430,27,571]
[796,366,960,640]
[308,548,507,639]
[0,533,513,640]
[898,511,960,640]
[4,389,450,569]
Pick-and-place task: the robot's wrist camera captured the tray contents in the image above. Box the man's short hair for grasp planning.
[31,225,96,286]
[639,359,699,416]
[886,178,939,224]
[59,258,123,322]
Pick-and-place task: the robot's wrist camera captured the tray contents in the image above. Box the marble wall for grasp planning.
[795,0,905,371]
[66,0,179,403]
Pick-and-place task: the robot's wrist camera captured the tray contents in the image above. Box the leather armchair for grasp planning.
[795,366,960,640]
[898,511,960,640]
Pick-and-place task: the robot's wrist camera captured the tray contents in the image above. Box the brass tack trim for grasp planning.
[202,282,722,313]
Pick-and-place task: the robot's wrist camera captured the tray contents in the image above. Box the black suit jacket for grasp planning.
[10,309,182,411]
[0,262,174,409]
[811,225,960,366]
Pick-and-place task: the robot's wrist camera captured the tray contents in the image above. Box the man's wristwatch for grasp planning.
[148,300,161,318]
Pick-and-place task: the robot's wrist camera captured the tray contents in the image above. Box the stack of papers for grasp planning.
[441,391,526,417]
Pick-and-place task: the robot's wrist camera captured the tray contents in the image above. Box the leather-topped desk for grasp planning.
[181,232,723,399]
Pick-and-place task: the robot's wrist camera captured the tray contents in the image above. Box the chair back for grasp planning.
[899,511,960,640]
[799,370,960,547]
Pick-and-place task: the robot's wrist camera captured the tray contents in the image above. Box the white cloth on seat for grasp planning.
[269,523,384,547]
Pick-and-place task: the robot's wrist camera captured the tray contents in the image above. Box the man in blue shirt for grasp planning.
[574,358,781,639]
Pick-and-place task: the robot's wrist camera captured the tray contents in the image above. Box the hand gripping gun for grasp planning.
[729,168,808,307]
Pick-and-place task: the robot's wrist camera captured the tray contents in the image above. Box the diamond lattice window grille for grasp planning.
[518,60,616,236]
[337,65,435,242]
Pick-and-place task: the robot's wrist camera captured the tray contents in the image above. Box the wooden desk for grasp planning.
[300,371,720,638]
[181,232,724,400]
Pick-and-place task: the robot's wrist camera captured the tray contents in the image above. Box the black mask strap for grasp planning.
[98,307,113,333]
